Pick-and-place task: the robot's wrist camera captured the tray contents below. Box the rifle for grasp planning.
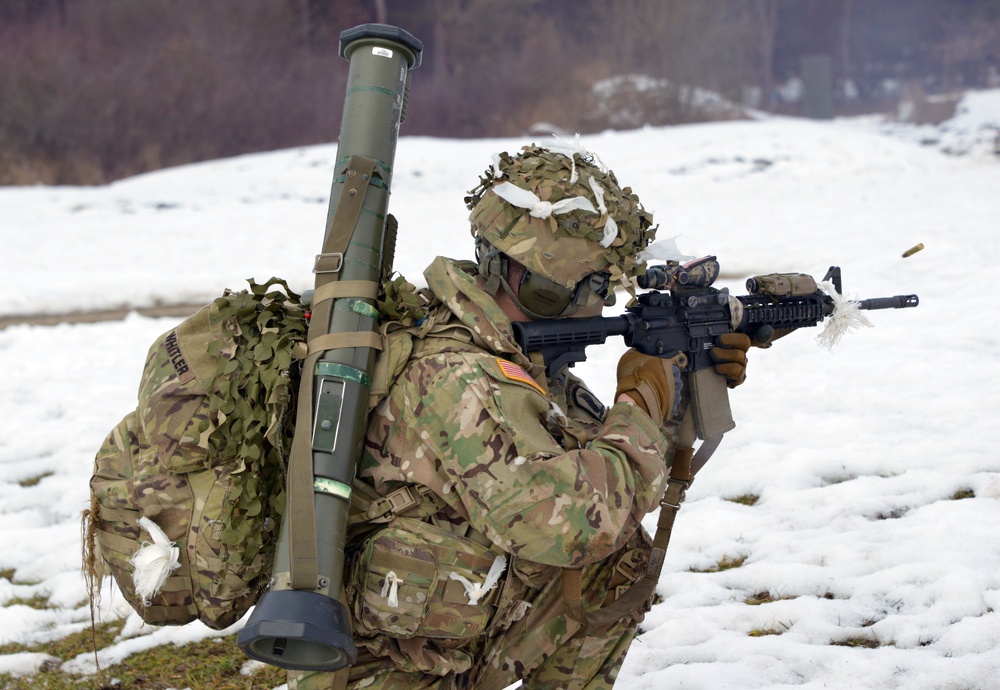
[513,257,919,452]
[519,257,917,629]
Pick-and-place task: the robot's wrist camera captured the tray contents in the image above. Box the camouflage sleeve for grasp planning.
[366,350,671,568]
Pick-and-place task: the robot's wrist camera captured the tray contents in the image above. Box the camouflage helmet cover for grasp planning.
[465,144,656,289]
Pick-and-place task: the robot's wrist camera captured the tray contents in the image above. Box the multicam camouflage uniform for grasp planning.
[290,257,673,690]
[292,143,671,690]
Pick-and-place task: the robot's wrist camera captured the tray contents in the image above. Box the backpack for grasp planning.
[82,278,307,629]
[82,275,435,629]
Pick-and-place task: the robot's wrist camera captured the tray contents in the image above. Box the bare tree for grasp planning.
[839,0,853,84]
[748,0,778,110]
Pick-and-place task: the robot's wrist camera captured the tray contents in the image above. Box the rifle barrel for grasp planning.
[854,295,920,310]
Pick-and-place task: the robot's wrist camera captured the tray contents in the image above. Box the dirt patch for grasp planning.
[0,304,203,330]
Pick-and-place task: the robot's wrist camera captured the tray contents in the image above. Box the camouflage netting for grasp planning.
[198,278,306,556]
[83,278,307,629]
[377,272,435,325]
[465,144,657,288]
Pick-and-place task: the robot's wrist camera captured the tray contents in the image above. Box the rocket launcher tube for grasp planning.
[238,24,422,673]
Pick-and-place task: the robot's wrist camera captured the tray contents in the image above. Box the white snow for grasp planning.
[1,89,999,688]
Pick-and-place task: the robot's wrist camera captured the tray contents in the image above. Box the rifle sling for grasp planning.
[563,433,723,629]
[287,154,379,592]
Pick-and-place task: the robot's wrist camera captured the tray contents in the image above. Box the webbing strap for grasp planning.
[96,506,141,523]
[287,328,384,589]
[287,154,379,591]
[691,435,723,475]
[287,350,322,589]
[364,484,446,523]
[307,332,383,357]
[97,529,141,556]
[140,602,201,624]
[309,155,379,339]
[312,279,380,307]
[158,575,195,593]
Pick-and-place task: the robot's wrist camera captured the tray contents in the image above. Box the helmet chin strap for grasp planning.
[475,236,506,297]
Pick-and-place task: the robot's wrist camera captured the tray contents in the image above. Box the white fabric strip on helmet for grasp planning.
[492,181,597,220]
[547,135,609,179]
[587,177,619,248]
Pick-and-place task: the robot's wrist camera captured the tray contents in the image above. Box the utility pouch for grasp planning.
[349,516,507,640]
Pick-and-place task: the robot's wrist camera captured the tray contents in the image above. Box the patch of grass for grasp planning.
[2,593,56,610]
[0,619,122,659]
[820,474,856,487]
[743,591,791,606]
[951,489,975,500]
[0,621,286,690]
[748,621,789,637]
[832,636,881,649]
[725,494,760,506]
[0,568,15,581]
[872,507,909,520]
[690,554,748,573]
[16,472,54,488]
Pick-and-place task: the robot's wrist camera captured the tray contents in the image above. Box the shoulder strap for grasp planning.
[287,154,380,590]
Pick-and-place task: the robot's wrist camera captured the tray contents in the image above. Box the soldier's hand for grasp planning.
[710,332,752,388]
[748,324,794,348]
[615,349,685,424]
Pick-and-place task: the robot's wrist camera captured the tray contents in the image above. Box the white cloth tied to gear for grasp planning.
[488,140,619,248]
[492,181,597,221]
[381,571,403,608]
[587,177,619,248]
[547,135,608,182]
[816,281,873,349]
[131,517,181,606]
[449,554,507,606]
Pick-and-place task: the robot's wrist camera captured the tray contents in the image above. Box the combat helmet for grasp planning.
[466,142,656,319]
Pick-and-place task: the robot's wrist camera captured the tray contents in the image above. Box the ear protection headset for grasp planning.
[475,237,613,320]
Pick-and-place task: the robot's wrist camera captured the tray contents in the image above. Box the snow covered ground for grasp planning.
[1,90,999,688]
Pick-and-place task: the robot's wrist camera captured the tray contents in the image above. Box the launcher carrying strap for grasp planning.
[287,154,383,591]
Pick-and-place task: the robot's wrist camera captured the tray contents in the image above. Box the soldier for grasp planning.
[290,144,751,690]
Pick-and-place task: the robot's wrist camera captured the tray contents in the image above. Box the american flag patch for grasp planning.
[496,358,546,395]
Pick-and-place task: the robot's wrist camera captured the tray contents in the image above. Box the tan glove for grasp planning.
[710,332,752,388]
[615,350,685,424]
